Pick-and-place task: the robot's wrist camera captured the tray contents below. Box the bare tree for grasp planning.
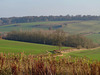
[53,29,66,51]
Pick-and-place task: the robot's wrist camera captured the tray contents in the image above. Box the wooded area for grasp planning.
[4,30,98,49]
[0,15,100,25]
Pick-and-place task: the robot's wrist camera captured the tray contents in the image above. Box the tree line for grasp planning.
[0,15,100,25]
[4,30,98,49]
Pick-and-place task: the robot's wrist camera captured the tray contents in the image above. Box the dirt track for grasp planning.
[55,47,100,57]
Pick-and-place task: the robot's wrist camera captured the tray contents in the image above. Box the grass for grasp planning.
[86,34,100,44]
[0,39,69,55]
[1,20,100,34]
[63,48,100,61]
[63,20,100,34]
[0,21,69,32]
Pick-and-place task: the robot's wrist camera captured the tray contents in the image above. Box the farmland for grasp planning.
[0,20,100,59]
[86,34,100,44]
[0,20,100,60]
[1,20,100,34]
[0,39,100,61]
[0,21,68,32]
[1,0,100,74]
[0,20,100,75]
[62,48,100,61]
[0,39,69,55]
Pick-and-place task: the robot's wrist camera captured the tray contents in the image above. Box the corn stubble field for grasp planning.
[0,53,100,75]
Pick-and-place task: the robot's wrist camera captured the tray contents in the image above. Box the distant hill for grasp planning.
[0,15,100,25]
[1,20,100,34]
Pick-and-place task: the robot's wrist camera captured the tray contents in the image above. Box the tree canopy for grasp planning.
[0,15,100,25]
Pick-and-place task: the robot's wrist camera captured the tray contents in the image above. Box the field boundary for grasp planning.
[54,47,100,57]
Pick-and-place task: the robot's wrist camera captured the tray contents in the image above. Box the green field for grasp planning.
[63,20,100,34]
[1,20,100,34]
[86,34,100,44]
[0,21,68,32]
[0,39,100,61]
[63,48,100,61]
[0,39,68,55]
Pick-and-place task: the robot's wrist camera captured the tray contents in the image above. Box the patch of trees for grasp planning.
[65,35,98,49]
[4,30,98,49]
[4,30,67,50]
[0,15,100,25]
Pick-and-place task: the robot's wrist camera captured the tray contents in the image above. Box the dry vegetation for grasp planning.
[0,53,100,75]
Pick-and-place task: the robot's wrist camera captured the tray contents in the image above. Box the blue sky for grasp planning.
[0,0,100,17]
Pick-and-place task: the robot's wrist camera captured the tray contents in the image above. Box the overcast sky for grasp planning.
[0,0,100,17]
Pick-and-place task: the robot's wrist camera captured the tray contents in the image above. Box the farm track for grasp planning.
[55,47,100,57]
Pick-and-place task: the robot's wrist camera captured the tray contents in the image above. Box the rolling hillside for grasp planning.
[62,48,100,61]
[86,34,100,44]
[1,20,100,34]
[0,39,69,55]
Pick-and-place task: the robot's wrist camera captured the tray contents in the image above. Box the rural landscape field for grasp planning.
[1,20,100,34]
[0,19,100,74]
[0,0,100,75]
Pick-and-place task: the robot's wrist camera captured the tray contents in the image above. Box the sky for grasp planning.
[0,0,100,17]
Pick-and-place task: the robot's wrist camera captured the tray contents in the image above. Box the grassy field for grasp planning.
[86,34,100,44]
[0,39,69,55]
[0,39,100,61]
[0,21,69,32]
[1,20,100,34]
[63,20,100,33]
[62,48,100,61]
